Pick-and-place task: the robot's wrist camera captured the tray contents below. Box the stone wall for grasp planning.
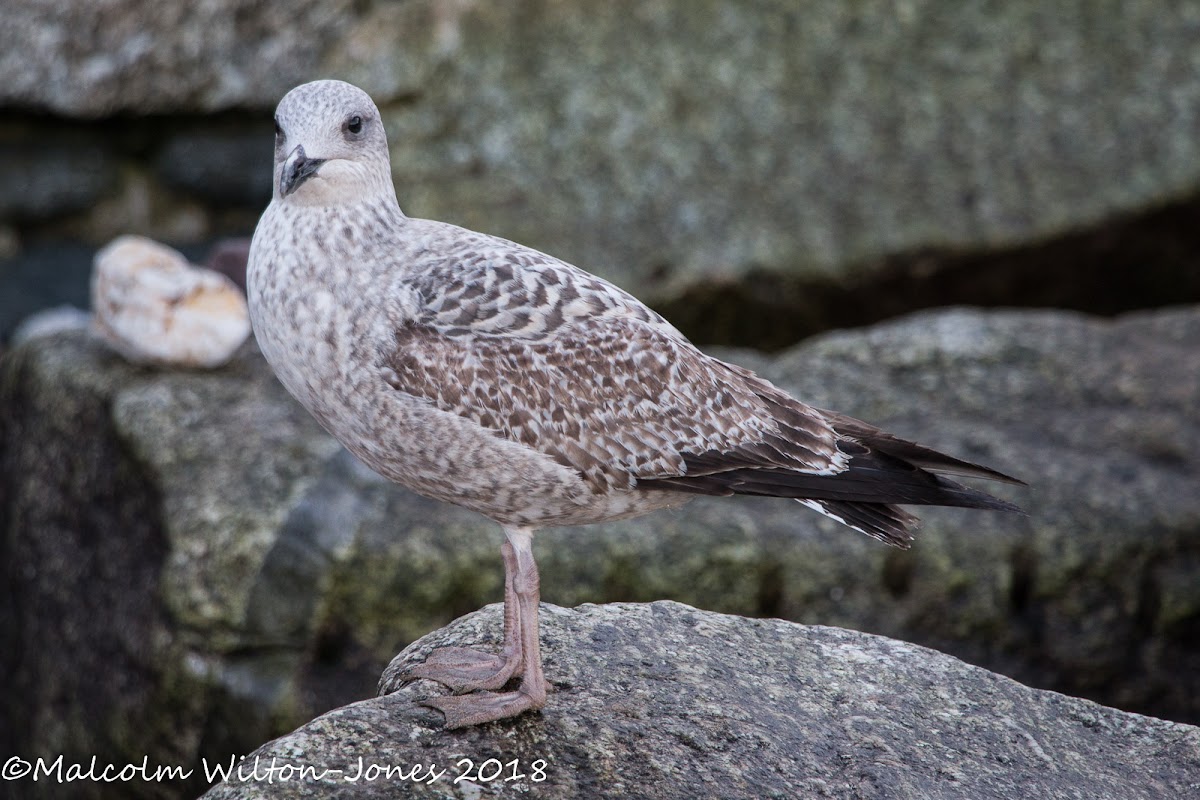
[3,0,1200,344]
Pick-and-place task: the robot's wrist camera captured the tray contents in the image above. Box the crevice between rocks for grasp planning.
[656,191,1200,351]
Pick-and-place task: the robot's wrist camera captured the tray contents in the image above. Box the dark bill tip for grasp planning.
[279,145,326,197]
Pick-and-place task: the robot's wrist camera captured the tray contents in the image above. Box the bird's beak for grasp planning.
[279,145,326,198]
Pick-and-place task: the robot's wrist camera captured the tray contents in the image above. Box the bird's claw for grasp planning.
[400,646,520,693]
[420,689,544,729]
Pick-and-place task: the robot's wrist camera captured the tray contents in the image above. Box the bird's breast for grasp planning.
[250,240,362,421]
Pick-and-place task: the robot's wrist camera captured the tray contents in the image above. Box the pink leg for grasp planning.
[418,527,548,728]
[398,539,521,692]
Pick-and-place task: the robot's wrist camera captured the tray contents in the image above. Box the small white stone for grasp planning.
[91,234,251,368]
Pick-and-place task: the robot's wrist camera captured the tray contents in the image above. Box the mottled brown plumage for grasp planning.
[248,80,1023,729]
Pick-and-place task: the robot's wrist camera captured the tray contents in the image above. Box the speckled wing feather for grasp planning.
[379,224,1024,546]
[381,226,847,493]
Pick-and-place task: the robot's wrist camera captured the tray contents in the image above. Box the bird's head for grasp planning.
[270,80,396,207]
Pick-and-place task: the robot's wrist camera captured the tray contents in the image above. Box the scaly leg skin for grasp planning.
[420,527,549,728]
[398,539,522,693]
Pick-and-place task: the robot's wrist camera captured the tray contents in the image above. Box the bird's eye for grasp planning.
[274,118,283,139]
[346,115,363,135]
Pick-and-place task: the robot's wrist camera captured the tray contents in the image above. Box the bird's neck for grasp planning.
[269,190,409,237]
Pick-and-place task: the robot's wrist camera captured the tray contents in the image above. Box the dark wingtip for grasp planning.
[938,462,1027,487]
[822,409,1027,487]
[927,473,1027,515]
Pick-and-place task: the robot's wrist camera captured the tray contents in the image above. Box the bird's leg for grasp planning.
[399,538,523,692]
[421,527,548,728]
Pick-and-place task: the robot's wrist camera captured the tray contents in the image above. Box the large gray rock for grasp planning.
[2,306,1198,800]
[202,602,1200,800]
[365,0,1200,306]
[0,332,340,800]
[0,1,358,117]
[3,0,1199,313]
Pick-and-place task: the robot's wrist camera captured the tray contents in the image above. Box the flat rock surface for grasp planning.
[203,601,1200,800]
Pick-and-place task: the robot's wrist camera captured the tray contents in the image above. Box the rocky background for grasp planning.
[3,0,1200,346]
[3,1,1200,799]
[7,307,1200,799]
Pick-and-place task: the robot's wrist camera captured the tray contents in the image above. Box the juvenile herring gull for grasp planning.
[248,80,1024,729]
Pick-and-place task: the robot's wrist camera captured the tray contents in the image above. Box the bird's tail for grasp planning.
[643,411,1025,548]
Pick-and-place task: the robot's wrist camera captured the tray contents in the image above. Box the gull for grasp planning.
[247,80,1024,729]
